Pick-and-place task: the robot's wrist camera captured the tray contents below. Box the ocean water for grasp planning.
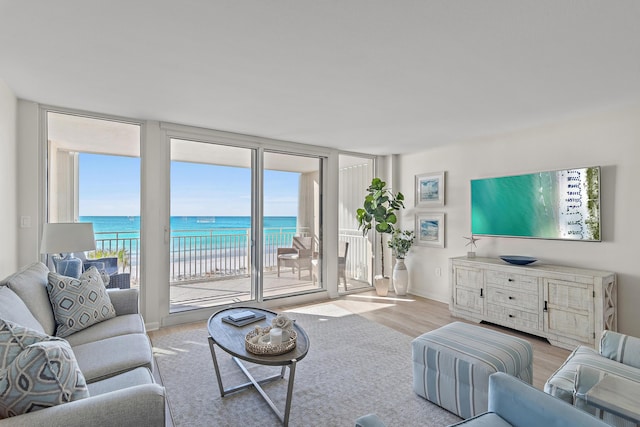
[80,216,297,238]
[80,216,298,267]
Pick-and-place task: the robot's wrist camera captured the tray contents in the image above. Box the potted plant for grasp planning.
[356,178,405,296]
[388,229,415,295]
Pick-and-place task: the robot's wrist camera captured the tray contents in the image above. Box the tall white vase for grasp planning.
[392,258,409,295]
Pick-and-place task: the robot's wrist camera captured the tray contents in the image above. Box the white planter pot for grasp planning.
[373,275,390,296]
[392,258,409,296]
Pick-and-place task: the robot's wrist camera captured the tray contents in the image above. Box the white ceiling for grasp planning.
[1,0,639,155]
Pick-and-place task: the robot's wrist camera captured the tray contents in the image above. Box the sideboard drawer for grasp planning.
[487,303,540,331]
[485,270,539,293]
[486,287,539,312]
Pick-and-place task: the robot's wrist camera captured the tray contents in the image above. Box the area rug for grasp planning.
[150,303,461,427]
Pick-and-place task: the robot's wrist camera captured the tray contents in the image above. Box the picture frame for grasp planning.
[415,171,445,207]
[415,212,445,248]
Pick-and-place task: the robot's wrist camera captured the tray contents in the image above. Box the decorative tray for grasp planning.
[245,326,297,356]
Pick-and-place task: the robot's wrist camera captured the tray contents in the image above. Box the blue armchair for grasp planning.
[355,373,608,427]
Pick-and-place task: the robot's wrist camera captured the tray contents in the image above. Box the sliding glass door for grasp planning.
[263,151,322,299]
[169,139,253,312]
[169,140,325,312]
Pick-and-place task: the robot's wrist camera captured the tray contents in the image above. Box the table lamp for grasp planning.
[40,222,96,277]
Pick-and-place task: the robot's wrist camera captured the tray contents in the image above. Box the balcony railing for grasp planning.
[95,227,309,285]
[94,227,370,286]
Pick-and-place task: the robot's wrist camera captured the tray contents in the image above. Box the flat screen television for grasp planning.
[471,166,601,241]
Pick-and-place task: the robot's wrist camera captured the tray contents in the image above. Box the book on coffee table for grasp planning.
[222,311,266,327]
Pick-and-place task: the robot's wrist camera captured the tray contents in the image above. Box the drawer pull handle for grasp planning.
[508,278,514,282]
[508,296,514,300]
[508,314,514,318]
[480,288,484,298]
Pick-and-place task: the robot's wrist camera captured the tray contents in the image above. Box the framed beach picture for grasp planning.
[415,171,445,207]
[415,212,445,248]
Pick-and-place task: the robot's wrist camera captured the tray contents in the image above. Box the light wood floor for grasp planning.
[275,290,571,390]
[149,290,572,426]
[151,291,571,389]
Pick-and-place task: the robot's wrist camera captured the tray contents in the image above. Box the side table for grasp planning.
[207,307,310,426]
[585,374,640,424]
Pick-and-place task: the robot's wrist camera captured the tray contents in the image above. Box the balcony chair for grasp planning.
[277,236,313,279]
[338,241,349,288]
[311,241,349,289]
[81,255,131,289]
[84,257,131,289]
[52,254,131,289]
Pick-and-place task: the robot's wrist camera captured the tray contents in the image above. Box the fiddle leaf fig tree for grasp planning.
[356,178,405,277]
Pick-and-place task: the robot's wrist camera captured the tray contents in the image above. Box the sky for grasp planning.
[79,153,300,216]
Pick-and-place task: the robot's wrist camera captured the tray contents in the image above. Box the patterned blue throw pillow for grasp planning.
[47,267,116,338]
[0,320,50,370]
[0,340,89,417]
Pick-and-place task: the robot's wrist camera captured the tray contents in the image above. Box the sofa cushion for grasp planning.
[1,263,56,336]
[64,314,145,347]
[0,339,89,418]
[72,334,153,383]
[47,268,116,338]
[599,330,640,370]
[0,320,50,369]
[86,367,154,396]
[0,287,44,334]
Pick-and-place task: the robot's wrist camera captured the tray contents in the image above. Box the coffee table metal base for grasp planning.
[208,337,297,426]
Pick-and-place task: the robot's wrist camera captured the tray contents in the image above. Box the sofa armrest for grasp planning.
[0,384,165,427]
[107,288,139,315]
[599,330,640,369]
[488,372,608,427]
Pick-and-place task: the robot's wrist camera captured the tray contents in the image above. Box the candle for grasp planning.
[270,327,283,345]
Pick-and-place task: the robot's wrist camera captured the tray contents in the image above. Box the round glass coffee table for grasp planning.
[207,307,310,426]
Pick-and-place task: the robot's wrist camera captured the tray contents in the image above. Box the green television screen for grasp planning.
[471,167,601,241]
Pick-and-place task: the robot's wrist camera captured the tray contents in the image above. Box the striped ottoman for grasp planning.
[412,322,533,419]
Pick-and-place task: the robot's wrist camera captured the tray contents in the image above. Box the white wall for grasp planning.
[398,106,640,337]
[0,79,17,277]
[16,100,41,268]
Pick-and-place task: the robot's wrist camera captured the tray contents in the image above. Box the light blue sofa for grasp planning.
[0,262,165,426]
[356,373,608,427]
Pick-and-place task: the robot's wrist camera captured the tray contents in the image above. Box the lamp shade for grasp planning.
[40,223,96,254]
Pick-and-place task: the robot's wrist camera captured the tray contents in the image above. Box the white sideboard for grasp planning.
[449,256,617,350]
